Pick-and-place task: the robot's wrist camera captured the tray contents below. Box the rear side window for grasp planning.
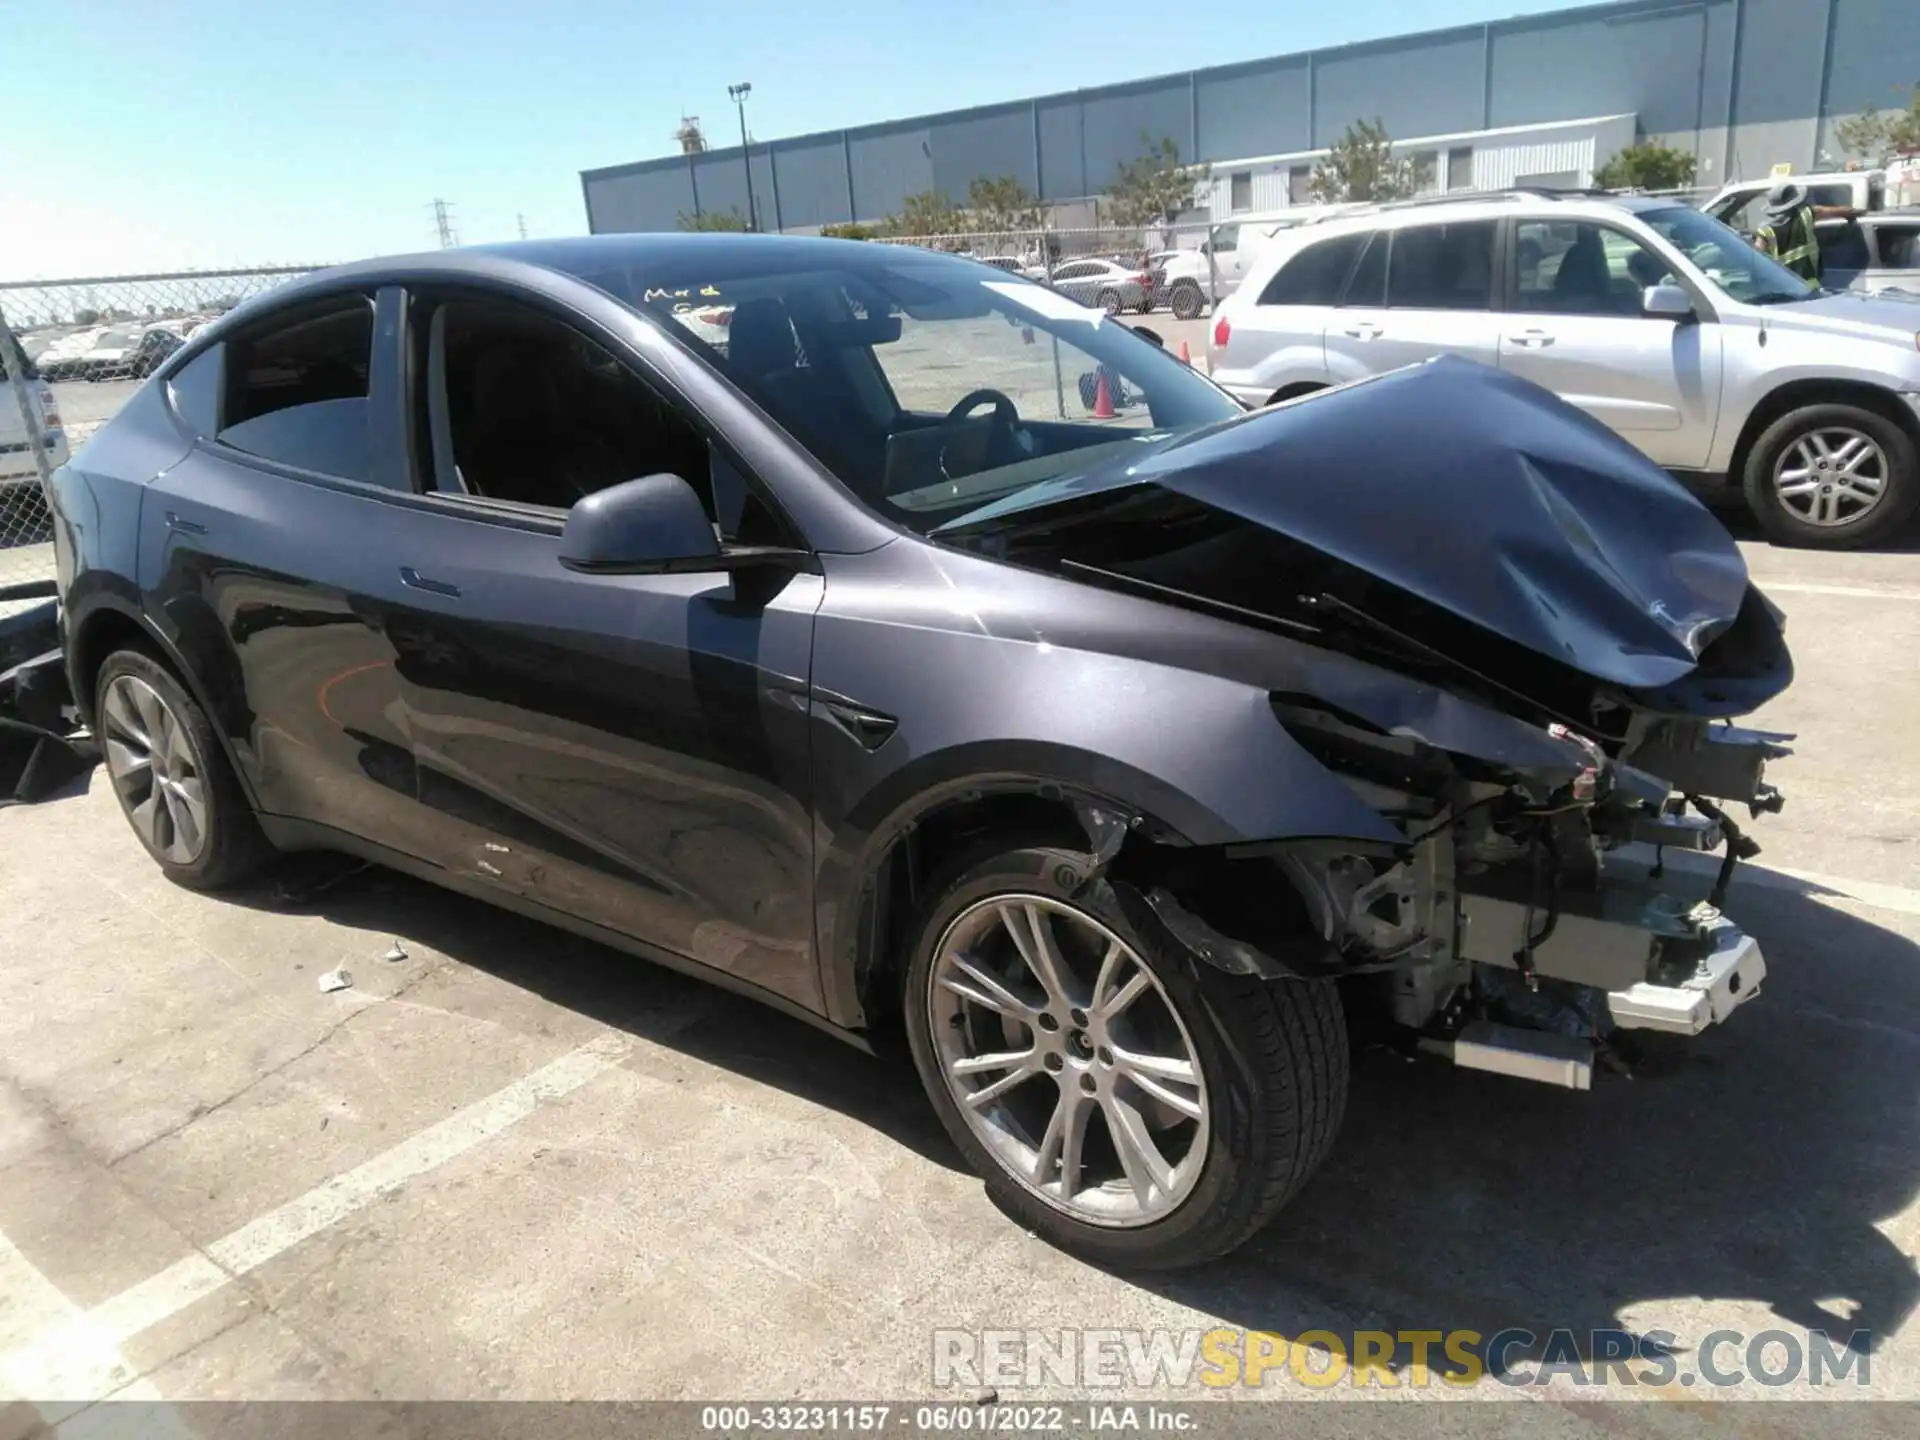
[218,298,375,482]
[1342,231,1388,306]
[1873,224,1919,269]
[1386,221,1497,310]
[1256,233,1366,306]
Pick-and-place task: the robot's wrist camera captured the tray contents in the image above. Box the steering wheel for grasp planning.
[946,389,1020,427]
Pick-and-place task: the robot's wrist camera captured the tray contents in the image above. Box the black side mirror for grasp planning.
[1133,326,1164,348]
[558,472,811,578]
[559,473,720,574]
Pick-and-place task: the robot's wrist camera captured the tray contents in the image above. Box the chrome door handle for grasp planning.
[164,511,207,535]
[1509,329,1556,348]
[399,566,461,598]
[1343,323,1383,340]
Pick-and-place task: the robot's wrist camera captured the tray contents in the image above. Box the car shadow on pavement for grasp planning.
[1136,875,1920,1377]
[229,857,968,1174]
[127,835,1920,1375]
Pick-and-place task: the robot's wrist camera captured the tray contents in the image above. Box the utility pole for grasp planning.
[728,82,757,231]
[516,212,528,240]
[430,198,458,248]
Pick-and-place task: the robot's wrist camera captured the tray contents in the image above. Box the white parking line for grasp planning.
[0,1031,641,1409]
[0,1233,183,1432]
[1761,582,1920,602]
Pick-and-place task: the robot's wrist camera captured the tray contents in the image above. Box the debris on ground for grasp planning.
[318,967,354,993]
[382,939,408,963]
[0,599,95,804]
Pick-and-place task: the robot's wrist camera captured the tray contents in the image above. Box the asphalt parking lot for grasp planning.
[3,468,1919,1429]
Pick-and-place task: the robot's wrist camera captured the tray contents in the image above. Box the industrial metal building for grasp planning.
[581,0,1916,234]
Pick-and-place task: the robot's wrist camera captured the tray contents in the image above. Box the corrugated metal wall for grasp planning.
[583,0,1916,233]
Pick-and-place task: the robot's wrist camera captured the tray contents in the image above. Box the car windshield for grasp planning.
[1640,205,1816,304]
[573,246,1240,531]
[95,326,143,348]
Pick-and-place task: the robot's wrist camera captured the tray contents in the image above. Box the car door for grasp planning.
[1709,186,1766,238]
[1497,218,1723,470]
[1230,230,1368,394]
[1206,223,1245,297]
[387,287,824,1009]
[138,287,445,853]
[1051,261,1100,306]
[1321,219,1502,377]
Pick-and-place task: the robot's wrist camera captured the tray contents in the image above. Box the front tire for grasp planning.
[1743,403,1920,549]
[95,648,272,890]
[1169,282,1205,320]
[903,843,1348,1269]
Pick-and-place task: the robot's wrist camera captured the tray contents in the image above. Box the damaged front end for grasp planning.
[943,358,1796,1089]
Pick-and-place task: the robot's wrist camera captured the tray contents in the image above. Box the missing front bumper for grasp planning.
[1606,923,1767,1035]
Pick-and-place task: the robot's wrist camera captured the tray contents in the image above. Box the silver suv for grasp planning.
[1209,190,1920,549]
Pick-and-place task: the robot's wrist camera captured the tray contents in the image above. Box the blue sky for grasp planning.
[0,0,1574,277]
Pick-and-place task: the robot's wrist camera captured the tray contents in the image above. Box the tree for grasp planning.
[1105,134,1210,227]
[1834,82,1920,165]
[1308,119,1416,204]
[677,206,749,232]
[964,175,1042,233]
[1593,141,1698,191]
[820,222,879,240]
[882,189,966,237]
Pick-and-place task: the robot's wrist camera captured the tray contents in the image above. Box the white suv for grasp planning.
[1209,191,1920,549]
[2,341,69,498]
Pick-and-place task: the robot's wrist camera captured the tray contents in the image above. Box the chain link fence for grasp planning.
[0,267,319,601]
[876,221,1245,323]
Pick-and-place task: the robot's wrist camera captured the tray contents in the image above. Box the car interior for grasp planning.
[423,299,711,513]
[644,274,1162,520]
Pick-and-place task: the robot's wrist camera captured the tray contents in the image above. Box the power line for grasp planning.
[516,212,528,240]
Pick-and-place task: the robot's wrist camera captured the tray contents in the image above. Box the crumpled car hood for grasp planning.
[938,356,1752,690]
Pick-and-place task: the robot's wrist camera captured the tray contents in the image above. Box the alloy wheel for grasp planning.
[101,674,209,865]
[1774,427,1888,527]
[929,895,1210,1227]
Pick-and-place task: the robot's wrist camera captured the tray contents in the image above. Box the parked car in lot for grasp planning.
[1046,257,1152,313]
[1147,217,1308,319]
[50,234,1793,1267]
[1210,190,1920,548]
[1820,207,1920,296]
[1,340,70,495]
[35,328,107,382]
[1703,169,1886,242]
[67,325,185,381]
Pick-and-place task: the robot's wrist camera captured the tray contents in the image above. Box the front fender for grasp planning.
[807,592,1410,1025]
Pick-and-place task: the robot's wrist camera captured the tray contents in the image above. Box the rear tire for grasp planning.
[1096,289,1123,316]
[1742,402,1920,549]
[903,843,1348,1269]
[1169,282,1205,321]
[94,648,272,890]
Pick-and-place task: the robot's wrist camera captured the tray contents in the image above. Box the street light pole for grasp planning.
[728,82,757,231]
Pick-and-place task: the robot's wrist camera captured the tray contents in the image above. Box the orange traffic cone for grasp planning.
[1092,370,1115,419]
[1177,339,1192,366]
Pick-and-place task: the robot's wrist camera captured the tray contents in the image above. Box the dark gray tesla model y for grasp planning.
[48,234,1792,1268]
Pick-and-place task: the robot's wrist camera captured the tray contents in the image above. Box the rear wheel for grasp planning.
[903,843,1348,1269]
[1743,403,1920,549]
[1169,281,1205,320]
[1095,289,1123,315]
[95,648,272,890]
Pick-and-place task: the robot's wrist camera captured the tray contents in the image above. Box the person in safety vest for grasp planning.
[1754,181,1858,286]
